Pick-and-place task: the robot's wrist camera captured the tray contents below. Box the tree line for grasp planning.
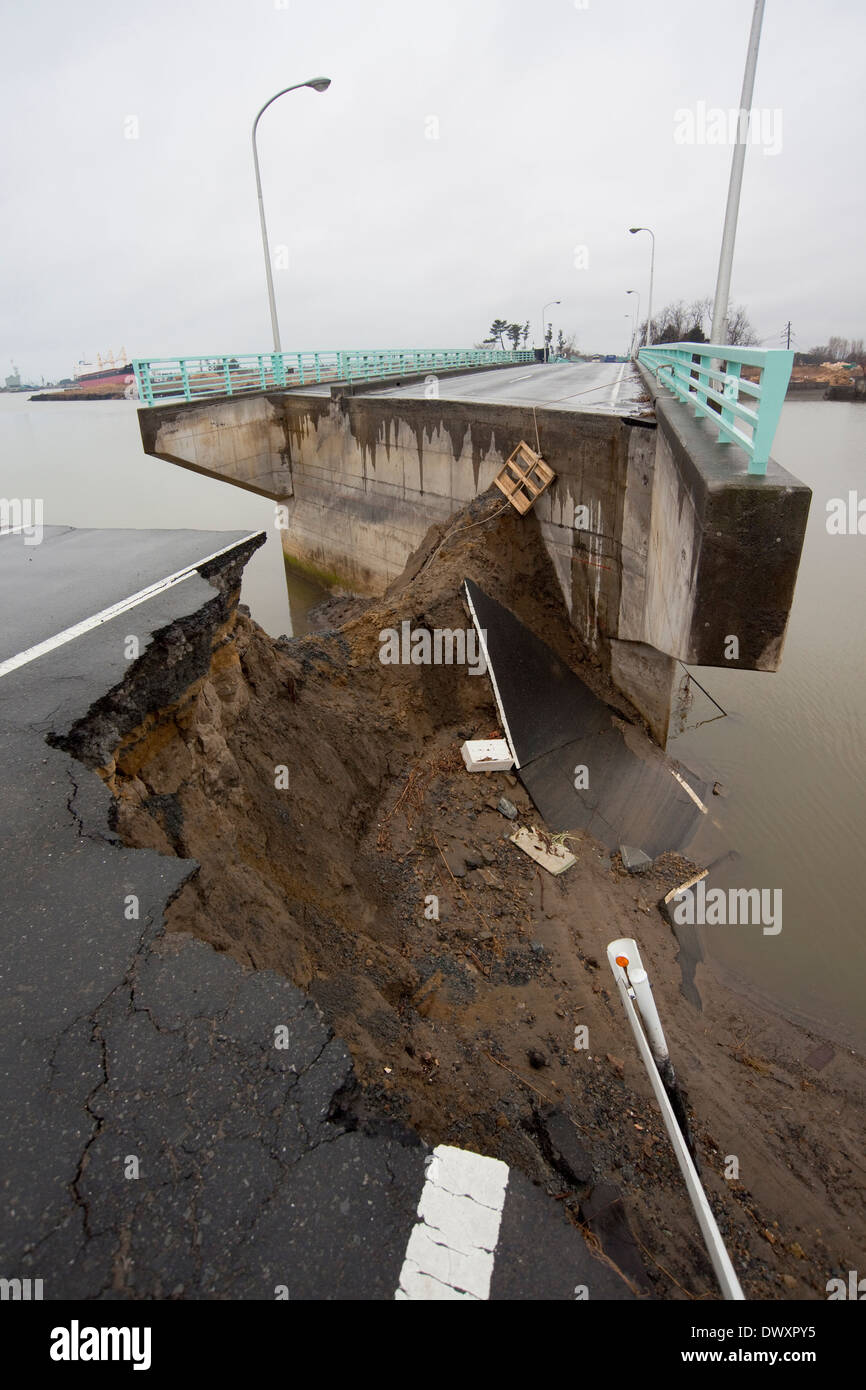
[638,298,757,348]
[480,318,578,356]
[797,337,865,365]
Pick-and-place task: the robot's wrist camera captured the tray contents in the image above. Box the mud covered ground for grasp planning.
[94,490,865,1301]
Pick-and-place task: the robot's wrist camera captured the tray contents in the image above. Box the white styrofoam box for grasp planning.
[460,739,514,773]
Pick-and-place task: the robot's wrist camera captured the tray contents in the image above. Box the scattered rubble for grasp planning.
[621,845,654,875]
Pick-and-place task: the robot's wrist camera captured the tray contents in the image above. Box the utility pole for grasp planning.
[709,0,766,345]
[785,320,792,350]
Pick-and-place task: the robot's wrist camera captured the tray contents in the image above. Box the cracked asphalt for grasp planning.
[0,527,634,1300]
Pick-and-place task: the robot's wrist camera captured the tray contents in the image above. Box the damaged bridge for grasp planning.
[136,349,811,743]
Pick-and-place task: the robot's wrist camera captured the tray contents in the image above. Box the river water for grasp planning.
[0,394,327,638]
[669,401,866,1050]
[1,393,862,1047]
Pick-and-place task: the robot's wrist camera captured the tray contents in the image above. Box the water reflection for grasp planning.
[283,560,330,637]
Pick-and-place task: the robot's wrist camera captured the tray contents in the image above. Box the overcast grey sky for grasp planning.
[1,0,863,380]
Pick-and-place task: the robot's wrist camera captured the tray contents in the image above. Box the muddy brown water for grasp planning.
[668,402,866,1051]
[1,393,862,1049]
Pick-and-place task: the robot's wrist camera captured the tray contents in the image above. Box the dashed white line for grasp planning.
[395,1145,509,1301]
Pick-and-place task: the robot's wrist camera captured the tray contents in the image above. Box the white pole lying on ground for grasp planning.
[607,938,745,1301]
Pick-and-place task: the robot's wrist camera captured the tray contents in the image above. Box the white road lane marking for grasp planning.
[395,1145,509,1300]
[0,533,263,680]
[608,360,628,408]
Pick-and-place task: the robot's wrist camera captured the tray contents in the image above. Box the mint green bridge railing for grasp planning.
[638,343,793,475]
[133,348,534,407]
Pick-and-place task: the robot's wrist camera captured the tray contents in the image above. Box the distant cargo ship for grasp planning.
[74,347,134,387]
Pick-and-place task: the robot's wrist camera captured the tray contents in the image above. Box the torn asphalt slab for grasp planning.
[463,578,712,857]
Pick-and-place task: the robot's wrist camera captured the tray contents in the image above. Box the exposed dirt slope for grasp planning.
[88,491,865,1301]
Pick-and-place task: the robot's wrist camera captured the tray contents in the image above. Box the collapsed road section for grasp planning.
[2,503,863,1299]
[0,523,635,1299]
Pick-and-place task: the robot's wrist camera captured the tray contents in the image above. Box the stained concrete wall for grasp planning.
[279,394,652,641]
[139,381,811,743]
[140,394,292,500]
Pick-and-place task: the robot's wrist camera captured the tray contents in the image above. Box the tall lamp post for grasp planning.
[252,77,331,354]
[628,227,655,346]
[709,0,766,345]
[626,289,641,357]
[541,299,561,362]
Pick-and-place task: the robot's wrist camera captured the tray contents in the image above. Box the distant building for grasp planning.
[5,366,21,389]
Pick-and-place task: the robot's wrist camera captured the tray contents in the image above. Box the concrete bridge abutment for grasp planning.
[139,382,810,745]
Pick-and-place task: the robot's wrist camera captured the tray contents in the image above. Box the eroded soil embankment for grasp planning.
[60,491,866,1300]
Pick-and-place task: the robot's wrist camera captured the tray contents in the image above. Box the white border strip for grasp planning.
[608,359,628,409]
[0,533,262,680]
[395,1145,509,1301]
[669,767,708,814]
[463,582,520,771]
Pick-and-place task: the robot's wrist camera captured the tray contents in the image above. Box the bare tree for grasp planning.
[725,304,757,346]
[827,336,851,362]
[643,297,754,346]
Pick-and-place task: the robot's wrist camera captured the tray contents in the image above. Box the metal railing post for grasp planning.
[133,361,152,406]
[718,359,741,443]
[750,353,791,474]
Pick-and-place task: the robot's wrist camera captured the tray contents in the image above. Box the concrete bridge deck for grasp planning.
[303,361,650,416]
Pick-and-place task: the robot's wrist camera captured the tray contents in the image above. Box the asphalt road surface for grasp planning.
[371,361,648,414]
[0,526,637,1300]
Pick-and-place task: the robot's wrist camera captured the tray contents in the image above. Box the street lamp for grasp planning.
[709,0,766,344]
[626,289,641,357]
[629,228,655,346]
[252,77,332,353]
[541,299,561,362]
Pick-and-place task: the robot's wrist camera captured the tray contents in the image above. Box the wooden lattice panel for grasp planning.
[493,441,556,514]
